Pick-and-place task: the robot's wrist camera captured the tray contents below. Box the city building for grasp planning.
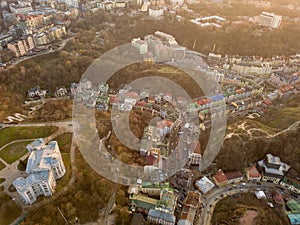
[246,165,262,181]
[13,139,66,204]
[280,169,300,194]
[9,2,33,14]
[7,36,35,57]
[131,38,148,54]
[213,169,243,186]
[177,191,200,225]
[149,7,164,18]
[147,189,177,225]
[195,176,215,194]
[257,154,290,184]
[258,12,282,29]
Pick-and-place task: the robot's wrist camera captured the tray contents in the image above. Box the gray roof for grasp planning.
[258,154,290,177]
[26,141,62,174]
[148,209,175,223]
[195,176,215,194]
[13,170,50,192]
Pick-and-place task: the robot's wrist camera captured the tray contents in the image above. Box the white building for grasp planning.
[131,38,148,54]
[13,139,66,204]
[195,176,215,194]
[257,154,290,184]
[149,8,164,19]
[258,12,282,29]
[58,0,79,8]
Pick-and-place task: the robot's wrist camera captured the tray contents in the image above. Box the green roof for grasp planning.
[282,177,300,189]
[287,199,300,214]
[130,195,158,210]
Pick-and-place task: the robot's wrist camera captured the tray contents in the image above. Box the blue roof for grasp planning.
[148,209,175,223]
[288,214,300,225]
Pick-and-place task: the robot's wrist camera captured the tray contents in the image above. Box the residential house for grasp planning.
[246,165,262,182]
[55,86,67,97]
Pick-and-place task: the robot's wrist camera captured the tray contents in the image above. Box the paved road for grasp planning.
[197,182,290,225]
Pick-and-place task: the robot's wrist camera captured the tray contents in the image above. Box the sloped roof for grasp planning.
[148,209,176,223]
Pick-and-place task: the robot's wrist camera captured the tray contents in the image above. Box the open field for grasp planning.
[256,95,300,129]
[0,192,22,225]
[0,161,5,171]
[0,141,32,164]
[212,193,289,225]
[54,133,72,192]
[0,126,58,148]
[0,178,5,184]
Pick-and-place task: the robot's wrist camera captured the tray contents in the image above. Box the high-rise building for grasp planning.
[258,12,282,29]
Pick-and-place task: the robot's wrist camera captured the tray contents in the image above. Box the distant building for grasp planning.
[9,3,33,14]
[7,35,35,57]
[131,38,148,54]
[58,0,79,8]
[258,12,282,29]
[195,176,215,194]
[149,7,164,18]
[13,139,66,204]
[213,169,243,186]
[257,154,290,184]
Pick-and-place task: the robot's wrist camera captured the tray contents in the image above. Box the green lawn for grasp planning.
[0,126,58,148]
[212,193,289,225]
[0,161,5,171]
[54,133,73,192]
[55,133,73,154]
[256,96,300,129]
[0,141,32,164]
[0,178,5,184]
[0,193,22,225]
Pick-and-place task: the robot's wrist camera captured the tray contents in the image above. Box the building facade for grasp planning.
[13,139,66,204]
[258,12,282,29]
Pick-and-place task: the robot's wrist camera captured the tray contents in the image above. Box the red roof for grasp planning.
[125,92,140,100]
[213,169,228,184]
[225,170,243,180]
[273,191,284,205]
[189,141,201,154]
[156,120,173,129]
[247,166,261,178]
[146,152,159,165]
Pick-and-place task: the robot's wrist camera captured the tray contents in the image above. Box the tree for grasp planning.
[17,160,26,171]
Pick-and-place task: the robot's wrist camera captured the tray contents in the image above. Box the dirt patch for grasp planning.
[240,210,258,225]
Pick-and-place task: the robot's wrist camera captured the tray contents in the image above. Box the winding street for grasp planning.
[197,181,297,225]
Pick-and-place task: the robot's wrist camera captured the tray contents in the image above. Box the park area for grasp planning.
[212,193,289,225]
[0,126,58,166]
